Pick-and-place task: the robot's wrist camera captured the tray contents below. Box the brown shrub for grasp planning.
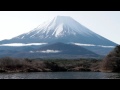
[101,45,120,72]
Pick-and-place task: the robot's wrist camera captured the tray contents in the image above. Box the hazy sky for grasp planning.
[0,11,120,44]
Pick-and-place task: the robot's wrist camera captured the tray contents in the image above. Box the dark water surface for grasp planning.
[0,72,120,79]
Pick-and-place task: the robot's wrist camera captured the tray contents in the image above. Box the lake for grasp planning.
[0,72,120,79]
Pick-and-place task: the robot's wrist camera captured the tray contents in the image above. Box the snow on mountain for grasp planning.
[0,16,117,47]
[0,16,118,56]
[15,16,100,39]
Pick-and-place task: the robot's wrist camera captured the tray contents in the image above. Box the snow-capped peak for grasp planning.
[16,16,96,39]
[12,16,117,46]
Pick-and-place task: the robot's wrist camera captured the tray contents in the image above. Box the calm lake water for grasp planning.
[0,72,120,79]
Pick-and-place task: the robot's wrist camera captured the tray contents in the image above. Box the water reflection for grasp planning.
[102,72,120,79]
[0,72,120,79]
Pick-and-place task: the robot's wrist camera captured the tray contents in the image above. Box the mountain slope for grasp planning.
[0,16,117,46]
[37,42,98,55]
[11,42,100,58]
[0,16,118,56]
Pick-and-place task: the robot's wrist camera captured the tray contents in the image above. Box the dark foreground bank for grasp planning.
[0,57,102,73]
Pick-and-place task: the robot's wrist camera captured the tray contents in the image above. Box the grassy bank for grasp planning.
[0,57,102,73]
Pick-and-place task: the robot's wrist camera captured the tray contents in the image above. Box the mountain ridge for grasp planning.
[0,16,117,46]
[8,42,100,59]
[0,16,118,56]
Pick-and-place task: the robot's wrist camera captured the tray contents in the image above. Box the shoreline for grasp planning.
[0,57,102,73]
[0,57,117,73]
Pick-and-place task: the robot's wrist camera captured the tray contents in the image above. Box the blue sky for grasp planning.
[0,11,120,44]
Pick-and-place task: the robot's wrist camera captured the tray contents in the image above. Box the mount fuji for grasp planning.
[0,16,118,57]
[0,16,117,45]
